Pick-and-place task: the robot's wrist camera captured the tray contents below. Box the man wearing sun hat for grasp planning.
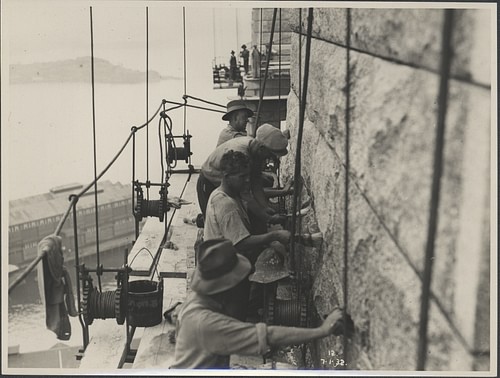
[216,99,254,147]
[171,238,345,369]
[197,123,290,227]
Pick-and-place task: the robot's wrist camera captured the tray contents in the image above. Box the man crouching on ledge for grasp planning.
[171,238,344,369]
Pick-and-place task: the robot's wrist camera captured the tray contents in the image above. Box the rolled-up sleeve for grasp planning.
[198,311,270,356]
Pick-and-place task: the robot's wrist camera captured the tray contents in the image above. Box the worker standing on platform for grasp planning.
[216,99,253,147]
[240,44,250,75]
[251,45,260,78]
[171,238,345,369]
[197,124,289,229]
[203,150,290,320]
[229,50,238,82]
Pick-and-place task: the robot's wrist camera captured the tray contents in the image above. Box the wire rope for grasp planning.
[255,8,277,128]
[417,9,455,371]
[183,7,187,136]
[342,8,352,365]
[89,6,102,292]
[146,7,150,199]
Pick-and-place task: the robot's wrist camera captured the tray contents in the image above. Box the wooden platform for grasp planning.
[132,173,199,369]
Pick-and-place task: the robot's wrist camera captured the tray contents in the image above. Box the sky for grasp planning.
[1,0,254,200]
[3,0,252,76]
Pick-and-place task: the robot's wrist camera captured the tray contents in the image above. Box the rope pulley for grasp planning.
[133,181,168,222]
[81,271,126,326]
[167,134,192,165]
[160,110,193,166]
[265,293,308,327]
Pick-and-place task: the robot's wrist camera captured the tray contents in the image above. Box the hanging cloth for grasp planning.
[36,235,78,340]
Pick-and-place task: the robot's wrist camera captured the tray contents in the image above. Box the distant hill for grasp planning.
[9,57,182,84]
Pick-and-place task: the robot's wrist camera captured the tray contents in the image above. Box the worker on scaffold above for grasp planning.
[170,238,345,369]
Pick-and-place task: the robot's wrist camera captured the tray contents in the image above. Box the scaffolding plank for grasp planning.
[78,320,133,370]
[132,173,199,369]
[132,278,186,369]
[128,218,166,276]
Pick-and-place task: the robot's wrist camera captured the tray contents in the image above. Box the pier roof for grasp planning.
[9,180,132,226]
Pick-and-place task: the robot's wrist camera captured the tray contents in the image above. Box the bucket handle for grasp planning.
[129,247,161,281]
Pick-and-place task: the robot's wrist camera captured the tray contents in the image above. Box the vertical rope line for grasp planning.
[183,7,187,135]
[71,198,89,349]
[132,130,139,239]
[89,7,102,291]
[417,9,455,370]
[278,8,282,126]
[342,8,352,365]
[255,8,277,128]
[299,8,302,110]
[290,8,313,277]
[259,8,263,99]
[146,7,150,199]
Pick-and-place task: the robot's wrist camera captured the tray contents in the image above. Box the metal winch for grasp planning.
[133,181,168,222]
[81,267,127,326]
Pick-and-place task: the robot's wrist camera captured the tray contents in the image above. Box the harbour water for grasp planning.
[7,77,235,364]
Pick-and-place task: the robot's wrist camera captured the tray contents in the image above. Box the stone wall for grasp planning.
[280,7,492,371]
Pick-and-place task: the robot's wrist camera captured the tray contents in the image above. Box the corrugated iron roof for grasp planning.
[9,180,132,226]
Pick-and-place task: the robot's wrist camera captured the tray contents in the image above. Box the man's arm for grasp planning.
[235,230,290,252]
[266,308,343,347]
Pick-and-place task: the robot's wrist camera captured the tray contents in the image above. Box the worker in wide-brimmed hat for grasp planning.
[197,123,290,228]
[171,238,346,369]
[216,99,254,147]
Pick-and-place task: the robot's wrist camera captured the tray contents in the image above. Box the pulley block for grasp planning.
[82,281,126,325]
[166,134,192,165]
[266,295,308,327]
[133,182,167,222]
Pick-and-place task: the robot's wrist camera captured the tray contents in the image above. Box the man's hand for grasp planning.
[268,214,287,225]
[319,308,344,337]
[270,230,291,244]
[265,207,276,216]
[282,179,294,195]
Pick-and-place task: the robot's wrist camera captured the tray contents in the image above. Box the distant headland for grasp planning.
[9,56,182,84]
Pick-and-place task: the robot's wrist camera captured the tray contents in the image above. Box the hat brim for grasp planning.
[190,253,252,295]
[222,108,254,121]
[271,148,288,157]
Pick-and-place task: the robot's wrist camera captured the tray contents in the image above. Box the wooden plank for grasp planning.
[126,173,193,276]
[79,320,131,370]
[127,218,166,276]
[132,278,186,369]
[158,249,187,278]
[131,174,199,369]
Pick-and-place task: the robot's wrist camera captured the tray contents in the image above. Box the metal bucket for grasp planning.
[127,280,163,327]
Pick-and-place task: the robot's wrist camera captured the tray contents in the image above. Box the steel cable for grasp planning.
[89,7,102,292]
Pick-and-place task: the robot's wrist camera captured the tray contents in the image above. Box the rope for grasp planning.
[342,8,352,366]
[183,7,187,136]
[259,8,263,104]
[255,8,278,128]
[183,94,225,108]
[290,9,313,277]
[89,7,102,292]
[71,198,89,348]
[133,131,138,239]
[417,9,455,370]
[146,7,150,200]
[161,99,225,114]
[278,9,282,125]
